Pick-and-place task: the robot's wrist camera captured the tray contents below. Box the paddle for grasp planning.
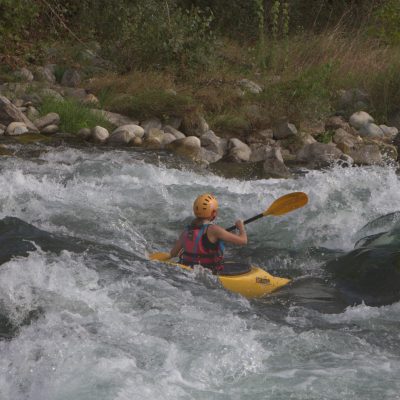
[150,192,308,261]
[225,191,308,232]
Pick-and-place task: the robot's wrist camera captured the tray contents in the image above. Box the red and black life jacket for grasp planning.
[179,224,224,271]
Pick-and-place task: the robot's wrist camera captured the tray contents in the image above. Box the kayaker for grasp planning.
[169,193,247,272]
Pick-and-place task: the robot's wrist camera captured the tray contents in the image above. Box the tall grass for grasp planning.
[40,97,113,134]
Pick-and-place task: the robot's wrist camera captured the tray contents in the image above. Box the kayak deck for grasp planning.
[159,258,291,299]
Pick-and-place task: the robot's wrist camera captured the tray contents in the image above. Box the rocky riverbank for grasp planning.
[1,64,399,178]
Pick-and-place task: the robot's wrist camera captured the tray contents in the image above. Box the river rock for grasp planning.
[278,133,316,154]
[146,128,165,142]
[246,129,274,144]
[38,88,64,102]
[5,122,29,136]
[199,148,222,164]
[358,123,384,139]
[182,115,209,137]
[61,69,81,87]
[333,128,362,153]
[34,66,56,83]
[297,142,343,168]
[325,116,350,131]
[347,143,382,165]
[379,125,398,141]
[141,118,162,134]
[108,130,135,145]
[238,79,263,94]
[166,136,202,160]
[249,144,272,162]
[226,138,251,162]
[349,111,374,129]
[34,113,60,130]
[299,120,325,136]
[164,116,182,130]
[91,110,139,127]
[200,130,227,156]
[161,133,176,146]
[91,126,109,142]
[14,68,34,82]
[262,147,291,179]
[130,137,143,147]
[113,124,144,139]
[0,96,38,132]
[41,125,59,134]
[77,128,91,140]
[163,125,185,139]
[273,120,298,140]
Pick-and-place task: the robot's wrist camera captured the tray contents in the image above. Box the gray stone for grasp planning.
[164,116,182,130]
[26,106,39,121]
[5,122,29,136]
[39,88,64,102]
[246,129,274,144]
[161,133,176,146]
[333,128,362,153]
[238,79,263,94]
[15,68,34,82]
[34,66,56,83]
[273,121,298,140]
[182,115,209,137]
[297,142,343,168]
[262,148,291,179]
[163,125,186,139]
[166,136,202,161]
[91,126,109,142]
[200,130,227,156]
[226,138,251,162]
[41,125,59,134]
[130,137,143,147]
[199,148,222,164]
[77,128,92,140]
[249,144,273,162]
[325,116,350,131]
[349,111,374,129]
[146,128,165,143]
[278,133,316,155]
[34,113,60,130]
[108,130,135,145]
[379,125,398,141]
[347,144,382,165]
[358,123,384,139]
[92,110,139,128]
[141,118,162,134]
[61,69,82,87]
[113,124,144,139]
[0,96,38,132]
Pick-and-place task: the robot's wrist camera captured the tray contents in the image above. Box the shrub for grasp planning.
[370,0,400,45]
[211,113,251,136]
[40,97,113,133]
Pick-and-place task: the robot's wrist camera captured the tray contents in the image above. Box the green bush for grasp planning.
[40,97,113,134]
[370,0,400,45]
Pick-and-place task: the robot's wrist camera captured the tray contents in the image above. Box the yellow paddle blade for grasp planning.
[264,192,308,216]
[149,252,171,261]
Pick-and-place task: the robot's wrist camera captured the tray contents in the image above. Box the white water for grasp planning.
[0,146,400,399]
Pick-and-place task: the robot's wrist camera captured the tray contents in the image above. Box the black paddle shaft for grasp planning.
[226,213,264,232]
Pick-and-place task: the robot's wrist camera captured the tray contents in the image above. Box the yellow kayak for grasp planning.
[151,253,291,299]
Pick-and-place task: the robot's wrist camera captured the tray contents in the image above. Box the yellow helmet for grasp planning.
[193,193,218,218]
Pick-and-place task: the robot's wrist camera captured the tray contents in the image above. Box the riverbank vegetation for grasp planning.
[1,0,400,131]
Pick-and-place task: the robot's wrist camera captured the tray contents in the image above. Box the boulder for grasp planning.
[246,129,274,145]
[379,125,398,141]
[325,116,350,131]
[146,128,165,143]
[347,144,382,165]
[199,148,223,164]
[38,88,64,102]
[14,68,34,82]
[130,137,143,147]
[377,142,397,161]
[163,125,186,139]
[182,115,209,137]
[91,126,109,142]
[77,128,92,140]
[91,110,139,127]
[226,138,251,162]
[278,133,316,154]
[108,130,135,145]
[333,128,362,153]
[161,133,176,146]
[200,130,227,156]
[41,125,59,134]
[113,124,144,139]
[141,118,162,134]
[262,147,291,179]
[349,111,374,129]
[237,79,263,94]
[61,69,82,87]
[5,122,29,136]
[166,136,202,161]
[358,123,384,139]
[164,116,182,130]
[273,120,298,140]
[0,96,38,132]
[34,112,60,130]
[297,142,343,168]
[34,66,56,84]
[249,144,272,162]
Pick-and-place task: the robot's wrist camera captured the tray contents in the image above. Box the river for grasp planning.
[0,145,399,399]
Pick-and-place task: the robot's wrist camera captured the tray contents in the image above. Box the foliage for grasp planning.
[211,113,251,136]
[370,0,400,44]
[39,97,113,134]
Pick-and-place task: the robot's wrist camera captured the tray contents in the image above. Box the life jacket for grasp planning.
[179,224,224,271]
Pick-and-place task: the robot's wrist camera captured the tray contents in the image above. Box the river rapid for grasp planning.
[0,145,399,399]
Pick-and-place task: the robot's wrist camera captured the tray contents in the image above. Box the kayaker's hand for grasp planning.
[235,220,245,232]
